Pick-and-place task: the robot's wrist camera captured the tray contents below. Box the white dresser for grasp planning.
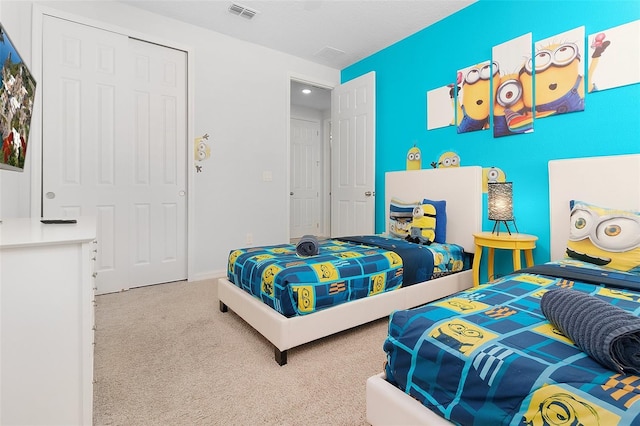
[0,217,96,425]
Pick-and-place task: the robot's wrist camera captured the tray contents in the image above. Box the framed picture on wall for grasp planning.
[587,19,640,92]
[492,33,534,138]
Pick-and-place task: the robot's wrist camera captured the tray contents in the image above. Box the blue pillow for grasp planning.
[422,198,447,243]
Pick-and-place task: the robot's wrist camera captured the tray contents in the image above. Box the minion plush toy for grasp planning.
[406,204,437,245]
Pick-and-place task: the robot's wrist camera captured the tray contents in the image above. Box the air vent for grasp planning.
[314,46,346,61]
[228,3,258,20]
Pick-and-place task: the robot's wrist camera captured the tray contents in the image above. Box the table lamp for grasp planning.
[488,182,518,235]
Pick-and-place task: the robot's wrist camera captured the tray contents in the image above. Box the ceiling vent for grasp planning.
[228,3,258,20]
[314,46,346,61]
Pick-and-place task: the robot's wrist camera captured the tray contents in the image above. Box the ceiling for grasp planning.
[121,0,476,111]
[290,80,331,110]
[121,0,477,70]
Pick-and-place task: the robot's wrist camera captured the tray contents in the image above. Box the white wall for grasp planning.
[0,1,340,279]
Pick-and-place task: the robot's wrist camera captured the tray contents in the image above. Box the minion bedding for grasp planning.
[226,235,468,318]
[383,199,640,425]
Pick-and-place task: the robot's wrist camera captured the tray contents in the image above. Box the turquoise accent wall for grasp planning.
[342,0,640,276]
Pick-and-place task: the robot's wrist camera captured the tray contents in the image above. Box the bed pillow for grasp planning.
[389,198,418,238]
[566,200,640,273]
[422,198,447,243]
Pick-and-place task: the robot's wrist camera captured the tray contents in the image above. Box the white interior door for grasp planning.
[330,71,376,237]
[42,16,187,294]
[290,118,321,238]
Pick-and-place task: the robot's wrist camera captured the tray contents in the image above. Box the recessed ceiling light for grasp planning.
[301,88,312,94]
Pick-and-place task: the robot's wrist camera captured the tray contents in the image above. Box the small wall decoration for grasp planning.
[456,61,498,134]
[406,145,422,170]
[523,26,586,119]
[482,166,506,193]
[426,86,455,130]
[194,133,211,172]
[587,20,640,92]
[430,151,460,168]
[492,33,534,138]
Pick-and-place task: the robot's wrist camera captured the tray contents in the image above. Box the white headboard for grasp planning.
[385,166,482,252]
[548,154,640,260]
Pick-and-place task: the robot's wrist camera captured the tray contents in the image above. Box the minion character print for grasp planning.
[493,72,534,137]
[456,61,500,133]
[482,166,506,193]
[429,318,497,355]
[431,151,460,169]
[491,32,535,138]
[523,384,620,426]
[520,27,586,118]
[566,201,640,273]
[194,133,211,172]
[406,145,422,170]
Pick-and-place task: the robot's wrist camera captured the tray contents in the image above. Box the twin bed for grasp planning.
[218,165,482,365]
[366,154,640,425]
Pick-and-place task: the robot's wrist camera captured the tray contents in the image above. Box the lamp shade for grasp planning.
[488,182,514,221]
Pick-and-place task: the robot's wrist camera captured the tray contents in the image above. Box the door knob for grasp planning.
[290,192,294,196]
[45,192,55,199]
[364,191,372,197]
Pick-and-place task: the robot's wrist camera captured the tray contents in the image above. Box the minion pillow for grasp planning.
[422,198,447,243]
[388,197,447,243]
[389,198,418,238]
[566,200,640,273]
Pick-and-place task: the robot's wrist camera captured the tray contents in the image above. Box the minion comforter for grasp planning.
[226,235,467,318]
[384,260,640,425]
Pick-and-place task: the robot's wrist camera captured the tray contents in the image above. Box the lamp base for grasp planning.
[491,219,519,236]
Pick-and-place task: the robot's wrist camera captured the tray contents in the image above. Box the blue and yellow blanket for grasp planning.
[227,235,466,318]
[384,260,640,425]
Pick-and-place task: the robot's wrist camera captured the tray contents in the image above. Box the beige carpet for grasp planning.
[93,279,390,425]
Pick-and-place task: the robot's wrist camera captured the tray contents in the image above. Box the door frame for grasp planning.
[30,5,196,281]
[287,73,336,240]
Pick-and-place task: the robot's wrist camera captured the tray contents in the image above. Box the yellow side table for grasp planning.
[472,232,538,286]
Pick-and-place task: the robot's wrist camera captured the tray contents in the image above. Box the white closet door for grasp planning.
[42,15,187,294]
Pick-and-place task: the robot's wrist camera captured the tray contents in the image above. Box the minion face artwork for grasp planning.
[382,251,402,268]
[292,285,315,313]
[566,203,640,272]
[429,319,497,355]
[456,61,500,133]
[195,140,211,162]
[336,251,362,259]
[311,262,339,281]
[261,264,281,297]
[436,296,489,314]
[520,42,585,116]
[227,249,244,273]
[523,389,609,426]
[482,167,506,193]
[406,145,422,170]
[194,133,211,172]
[436,151,460,168]
[369,273,386,295]
[493,72,533,137]
[408,204,436,243]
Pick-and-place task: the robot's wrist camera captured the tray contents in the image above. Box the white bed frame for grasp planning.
[218,166,482,365]
[366,153,640,425]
